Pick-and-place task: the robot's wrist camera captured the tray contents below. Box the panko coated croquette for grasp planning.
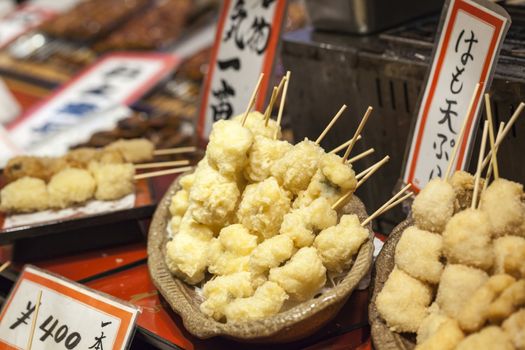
[89,162,135,201]
[271,139,324,194]
[269,247,326,301]
[105,138,154,163]
[233,111,281,139]
[412,178,455,233]
[206,119,253,178]
[457,274,516,332]
[376,267,432,333]
[455,326,514,350]
[249,234,295,275]
[48,168,96,208]
[199,272,254,320]
[0,177,49,213]
[416,313,464,350]
[236,177,291,240]
[449,170,477,212]
[313,214,369,273]
[395,226,443,284]
[480,178,525,237]
[502,309,525,350]
[493,236,525,279]
[442,209,493,271]
[244,136,292,183]
[169,190,189,217]
[189,161,240,227]
[486,280,525,323]
[224,281,288,322]
[436,264,488,319]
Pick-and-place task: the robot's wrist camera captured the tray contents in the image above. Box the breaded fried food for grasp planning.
[166,232,211,285]
[0,177,49,213]
[493,236,525,279]
[395,226,443,284]
[417,306,448,344]
[244,136,292,183]
[236,177,291,240]
[457,274,516,332]
[412,178,455,233]
[449,170,479,212]
[436,264,488,319]
[208,241,250,276]
[169,190,189,217]
[487,280,525,323]
[269,247,326,301]
[179,173,194,191]
[502,309,525,350]
[480,178,525,237]
[320,153,357,192]
[206,119,253,178]
[48,168,96,208]
[376,267,432,333]
[105,138,154,163]
[271,139,324,194]
[4,156,67,183]
[442,209,493,270]
[455,326,514,350]
[314,214,369,273]
[64,148,99,168]
[416,313,464,350]
[88,162,135,201]
[233,111,281,139]
[224,281,288,322]
[249,235,295,275]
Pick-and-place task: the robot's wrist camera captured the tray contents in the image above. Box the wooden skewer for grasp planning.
[134,160,190,169]
[264,76,286,125]
[472,121,489,209]
[375,192,414,219]
[274,71,291,139]
[481,102,525,170]
[482,122,505,193]
[242,73,265,126]
[26,290,43,350]
[361,184,412,226]
[356,157,386,180]
[153,146,197,156]
[328,135,362,154]
[342,106,373,162]
[134,166,193,180]
[347,148,375,164]
[484,93,499,179]
[444,83,481,180]
[315,104,347,145]
[0,261,11,274]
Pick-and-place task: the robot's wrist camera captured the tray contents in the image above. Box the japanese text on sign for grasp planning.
[0,266,139,350]
[403,0,509,191]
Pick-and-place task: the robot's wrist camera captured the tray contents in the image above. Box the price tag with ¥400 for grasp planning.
[0,265,139,350]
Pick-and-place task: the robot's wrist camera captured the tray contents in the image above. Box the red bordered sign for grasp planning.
[197,0,287,138]
[0,4,56,49]
[0,265,139,350]
[403,0,510,191]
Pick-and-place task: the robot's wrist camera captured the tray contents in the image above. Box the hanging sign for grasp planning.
[0,265,139,350]
[197,0,287,138]
[403,0,510,191]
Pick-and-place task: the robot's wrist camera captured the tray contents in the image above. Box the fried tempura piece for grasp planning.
[169,190,189,217]
[416,313,464,350]
[48,168,96,208]
[457,274,516,332]
[62,148,99,168]
[249,235,295,275]
[493,236,525,279]
[105,138,154,163]
[189,162,240,227]
[442,209,493,270]
[487,280,525,323]
[293,170,339,208]
[233,111,281,139]
[4,156,67,183]
[502,309,525,350]
[169,216,182,235]
[269,247,326,301]
[314,214,369,273]
[224,281,288,322]
[88,162,135,201]
[320,153,357,192]
[456,326,514,350]
[200,272,254,320]
[207,119,253,178]
[436,264,488,319]
[271,139,324,194]
[376,267,432,333]
[449,170,479,212]
[281,197,337,248]
[480,178,525,237]
[0,177,49,213]
[395,226,443,284]
[416,307,448,343]
[244,136,292,183]
[237,177,291,240]
[412,178,455,233]
[179,173,194,191]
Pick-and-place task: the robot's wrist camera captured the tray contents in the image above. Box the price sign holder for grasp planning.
[401,0,510,191]
[0,265,139,350]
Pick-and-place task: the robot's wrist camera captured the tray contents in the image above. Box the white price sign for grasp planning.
[197,0,286,138]
[0,5,55,49]
[403,0,510,191]
[0,266,139,350]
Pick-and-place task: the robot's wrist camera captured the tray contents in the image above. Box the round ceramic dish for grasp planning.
[148,170,375,343]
